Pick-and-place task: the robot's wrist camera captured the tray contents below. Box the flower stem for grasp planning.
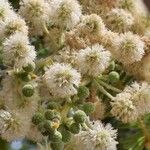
[93,79,114,100]
[97,79,122,93]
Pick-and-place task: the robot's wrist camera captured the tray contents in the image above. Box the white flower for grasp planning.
[19,0,51,35]
[1,109,31,141]
[0,75,39,117]
[49,0,82,29]
[111,82,150,123]
[44,63,81,98]
[80,14,106,36]
[106,8,134,32]
[111,93,138,123]
[0,76,39,141]
[0,0,16,21]
[74,121,118,150]
[3,32,36,70]
[53,46,77,65]
[0,15,28,39]
[124,82,150,116]
[112,32,145,65]
[0,110,12,134]
[76,44,111,76]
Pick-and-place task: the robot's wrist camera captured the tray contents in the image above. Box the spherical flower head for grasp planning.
[49,0,82,30]
[0,110,12,134]
[77,86,90,100]
[114,32,145,65]
[32,112,45,125]
[19,0,50,35]
[44,63,81,98]
[73,110,86,123]
[3,32,36,70]
[124,82,150,116]
[76,44,111,76]
[80,14,106,36]
[70,122,81,134]
[111,93,138,123]
[74,121,118,150]
[0,0,15,21]
[0,110,31,141]
[106,8,134,32]
[111,82,150,123]
[0,16,28,39]
[22,84,35,97]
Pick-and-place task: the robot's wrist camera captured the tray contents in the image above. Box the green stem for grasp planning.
[97,79,122,93]
[93,79,114,100]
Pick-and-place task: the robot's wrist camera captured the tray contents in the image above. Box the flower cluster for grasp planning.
[0,0,150,150]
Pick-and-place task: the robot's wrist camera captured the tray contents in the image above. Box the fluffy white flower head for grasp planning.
[76,44,111,76]
[3,32,36,70]
[106,8,134,32]
[80,14,106,35]
[0,0,15,21]
[44,63,81,98]
[111,82,150,123]
[0,110,31,141]
[0,110,12,134]
[114,32,145,64]
[111,93,138,123]
[74,121,118,150]
[0,16,28,39]
[124,82,150,116]
[19,0,50,34]
[49,0,82,29]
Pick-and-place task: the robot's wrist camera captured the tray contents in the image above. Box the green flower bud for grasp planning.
[47,101,58,110]
[32,113,45,125]
[50,141,64,150]
[43,120,55,134]
[23,63,35,72]
[49,131,62,142]
[18,72,31,82]
[53,111,61,121]
[73,110,86,123]
[38,48,48,57]
[22,84,34,97]
[44,110,55,120]
[82,102,95,115]
[59,127,72,143]
[69,123,81,134]
[109,61,115,71]
[77,86,89,100]
[38,122,49,136]
[109,71,120,83]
